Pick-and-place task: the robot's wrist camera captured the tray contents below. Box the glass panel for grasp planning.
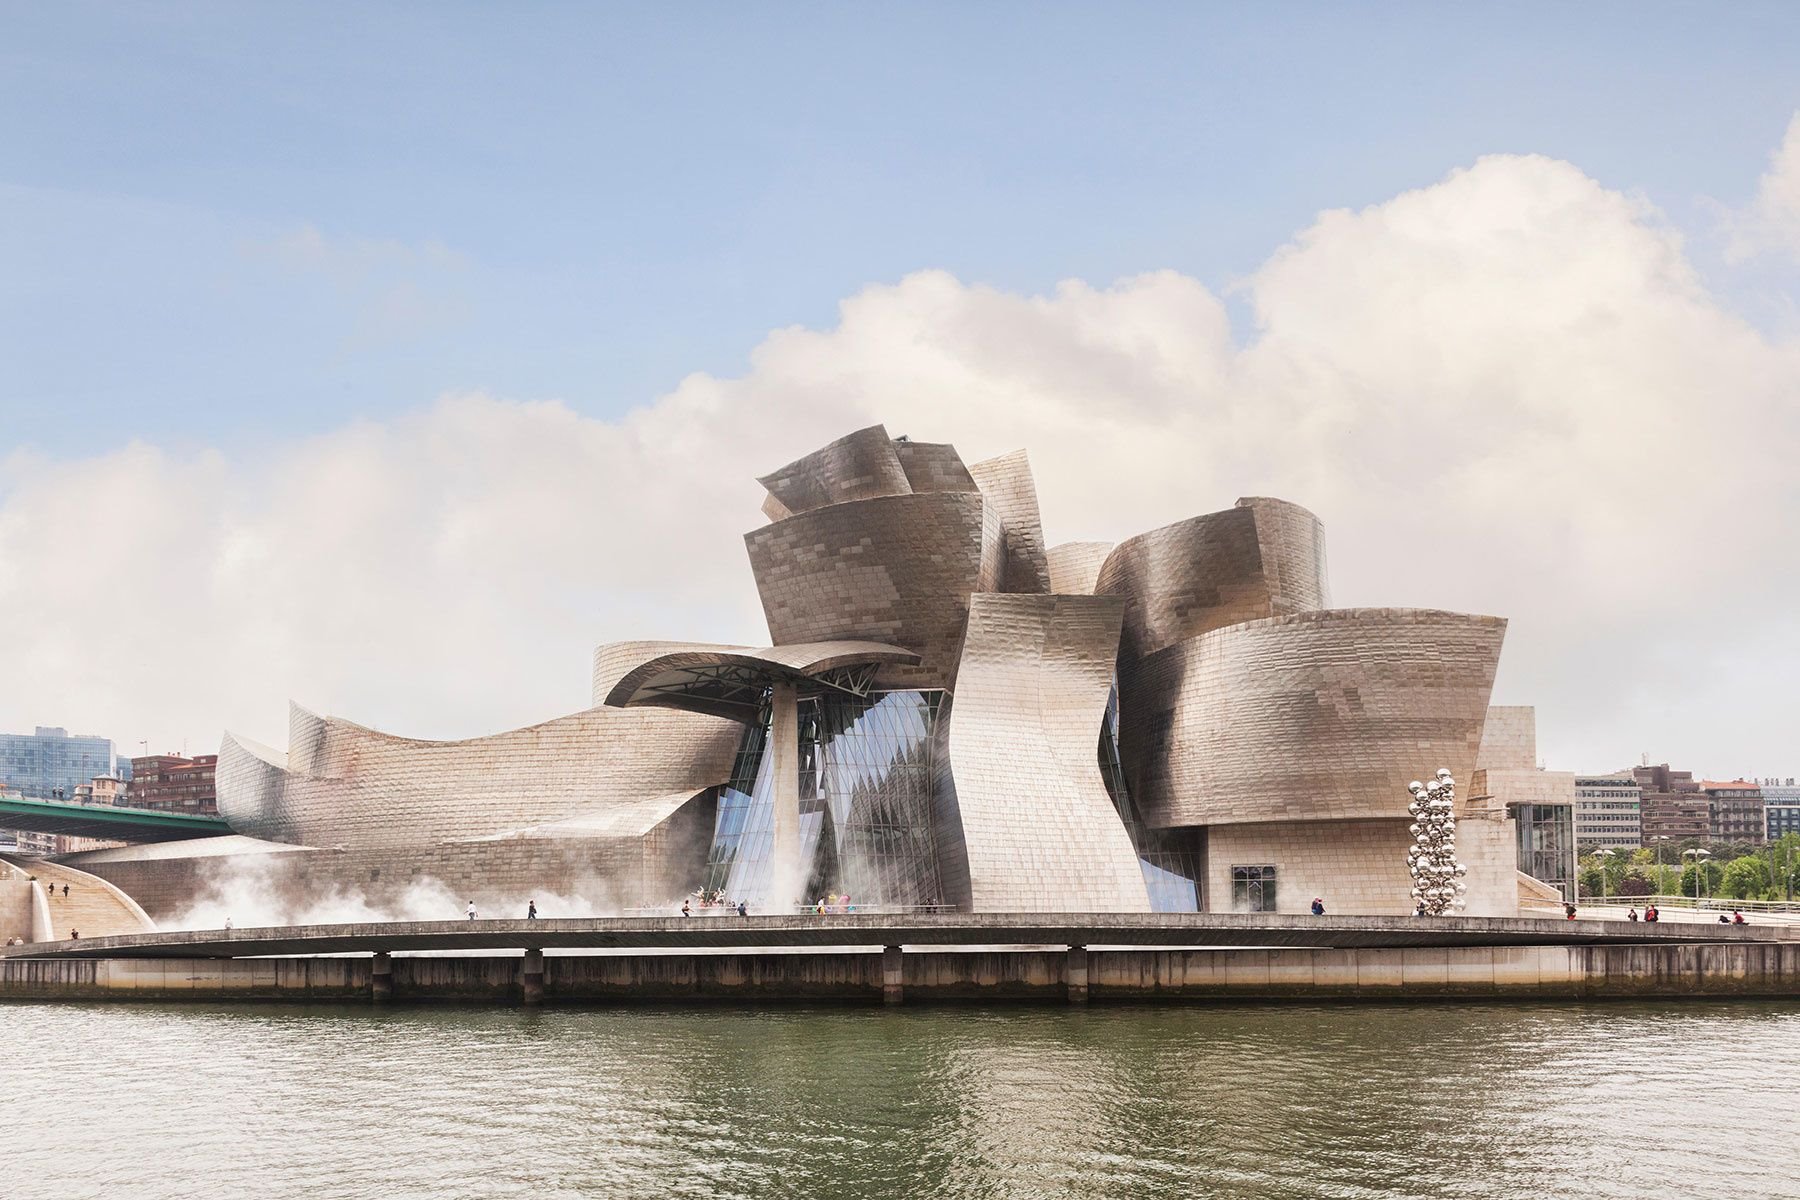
[700,689,947,911]
[1098,682,1202,911]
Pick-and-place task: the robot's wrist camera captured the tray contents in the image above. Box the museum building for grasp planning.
[64,426,1553,919]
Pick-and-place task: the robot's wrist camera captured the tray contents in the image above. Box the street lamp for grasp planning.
[1594,848,1616,906]
[1683,848,1711,906]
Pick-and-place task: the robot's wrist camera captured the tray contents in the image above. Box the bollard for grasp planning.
[882,944,904,1007]
[1066,944,1089,1006]
[371,951,392,1003]
[520,948,545,1006]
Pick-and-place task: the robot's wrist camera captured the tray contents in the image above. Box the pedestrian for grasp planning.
[681,900,691,917]
[1733,910,1747,925]
[1646,904,1659,923]
[1717,913,1730,924]
[1627,906,1638,922]
[225,916,233,931]
[527,900,538,920]
[467,900,477,921]
[62,884,69,897]
[1564,902,1577,921]
[70,929,79,939]
[1413,902,1426,917]
[736,900,747,917]
[1310,897,1325,917]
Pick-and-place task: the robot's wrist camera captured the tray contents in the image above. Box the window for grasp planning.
[1231,865,1277,913]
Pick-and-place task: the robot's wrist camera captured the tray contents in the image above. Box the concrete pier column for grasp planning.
[520,948,545,1006]
[371,951,393,1003]
[768,681,802,912]
[882,945,904,1006]
[1066,944,1089,1006]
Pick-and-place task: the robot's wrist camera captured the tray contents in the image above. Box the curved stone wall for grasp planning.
[1117,608,1506,828]
[940,593,1151,912]
[216,701,740,851]
[745,491,996,689]
[1095,498,1328,662]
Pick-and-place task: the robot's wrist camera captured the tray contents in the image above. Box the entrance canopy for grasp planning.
[600,640,921,722]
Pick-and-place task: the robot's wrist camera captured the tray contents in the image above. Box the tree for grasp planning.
[1679,860,1725,899]
[1718,856,1772,901]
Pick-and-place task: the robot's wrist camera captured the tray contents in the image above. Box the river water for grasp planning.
[3,1000,1797,1199]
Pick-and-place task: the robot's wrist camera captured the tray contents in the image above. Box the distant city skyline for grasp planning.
[3,4,1798,772]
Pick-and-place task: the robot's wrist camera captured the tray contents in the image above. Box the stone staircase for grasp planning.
[0,856,156,940]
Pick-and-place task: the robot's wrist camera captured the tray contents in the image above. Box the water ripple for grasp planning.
[3,1001,1799,1198]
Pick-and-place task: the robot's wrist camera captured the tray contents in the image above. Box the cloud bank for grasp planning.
[4,151,1796,775]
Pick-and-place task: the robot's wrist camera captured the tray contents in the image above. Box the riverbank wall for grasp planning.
[5,942,1800,1005]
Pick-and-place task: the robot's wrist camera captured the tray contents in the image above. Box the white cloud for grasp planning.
[3,152,1797,776]
[1726,111,1800,264]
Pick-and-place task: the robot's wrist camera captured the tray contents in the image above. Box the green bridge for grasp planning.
[0,795,232,843]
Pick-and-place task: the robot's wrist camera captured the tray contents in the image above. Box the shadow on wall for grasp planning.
[162,854,635,931]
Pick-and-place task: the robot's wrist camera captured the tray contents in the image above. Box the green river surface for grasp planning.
[2,1000,1797,1199]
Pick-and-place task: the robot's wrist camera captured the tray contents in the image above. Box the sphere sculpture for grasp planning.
[1406,768,1468,916]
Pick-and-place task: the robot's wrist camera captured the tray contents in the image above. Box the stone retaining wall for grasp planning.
[4,943,1798,1005]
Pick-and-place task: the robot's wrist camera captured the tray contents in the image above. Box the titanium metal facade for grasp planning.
[68,424,1527,922]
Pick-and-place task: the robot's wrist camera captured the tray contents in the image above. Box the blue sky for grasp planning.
[3,4,1799,772]
[5,1,1799,457]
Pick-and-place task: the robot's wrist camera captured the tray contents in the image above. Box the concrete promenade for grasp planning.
[3,910,1792,960]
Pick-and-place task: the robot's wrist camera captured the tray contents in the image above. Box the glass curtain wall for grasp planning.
[1098,684,1203,911]
[1516,802,1577,901]
[701,689,946,910]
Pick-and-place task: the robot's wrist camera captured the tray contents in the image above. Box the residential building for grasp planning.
[1762,779,1800,840]
[1633,764,1709,843]
[1702,780,1765,844]
[1574,773,1643,850]
[127,755,218,815]
[0,727,114,800]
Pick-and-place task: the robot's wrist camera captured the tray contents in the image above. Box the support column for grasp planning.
[1066,944,1089,1006]
[768,680,802,913]
[520,948,545,1007]
[371,951,392,1003]
[882,944,904,1007]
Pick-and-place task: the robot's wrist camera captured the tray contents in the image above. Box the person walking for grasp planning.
[466,900,477,921]
[1310,897,1325,916]
[70,929,79,939]
[681,900,691,918]
[1733,910,1747,925]
[527,900,538,920]
[1627,907,1639,922]
[736,900,747,917]
[62,884,69,897]
[1564,902,1577,920]
[1645,904,1659,923]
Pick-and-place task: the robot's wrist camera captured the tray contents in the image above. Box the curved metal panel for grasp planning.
[1046,541,1113,595]
[216,702,740,851]
[941,593,1151,912]
[745,491,989,689]
[892,439,977,494]
[967,448,1052,594]
[1117,608,1506,828]
[1095,497,1328,661]
[756,424,911,517]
